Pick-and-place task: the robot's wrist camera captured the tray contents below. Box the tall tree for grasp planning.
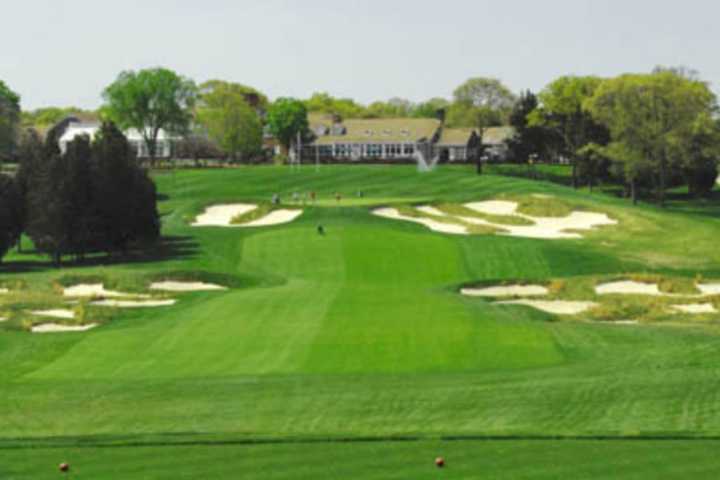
[0,80,21,163]
[0,174,22,263]
[304,92,366,118]
[266,98,308,154]
[412,98,451,118]
[93,122,159,254]
[529,76,609,188]
[588,69,717,205]
[14,129,45,251]
[453,77,516,110]
[102,68,196,165]
[25,136,74,265]
[197,82,263,162]
[507,90,557,163]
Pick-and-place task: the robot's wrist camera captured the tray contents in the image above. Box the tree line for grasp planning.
[0,122,160,265]
[508,68,720,204]
[3,66,719,207]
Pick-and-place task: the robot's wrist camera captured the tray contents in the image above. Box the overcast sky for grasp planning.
[2,0,719,110]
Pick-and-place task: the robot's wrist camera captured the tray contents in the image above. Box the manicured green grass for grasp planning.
[3,439,720,479]
[1,165,720,477]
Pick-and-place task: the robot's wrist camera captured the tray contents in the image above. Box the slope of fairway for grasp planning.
[2,165,720,477]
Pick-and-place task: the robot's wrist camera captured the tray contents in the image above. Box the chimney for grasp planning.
[435,108,446,124]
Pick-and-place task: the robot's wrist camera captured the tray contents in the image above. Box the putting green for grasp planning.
[1,165,720,478]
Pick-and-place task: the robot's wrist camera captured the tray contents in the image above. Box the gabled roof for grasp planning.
[437,128,479,146]
[483,126,516,146]
[311,115,441,144]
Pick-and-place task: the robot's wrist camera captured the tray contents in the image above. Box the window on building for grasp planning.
[367,144,382,157]
[318,145,333,157]
[335,144,348,157]
[403,144,415,155]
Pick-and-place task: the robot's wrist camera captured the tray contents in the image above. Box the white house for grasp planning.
[58,121,174,159]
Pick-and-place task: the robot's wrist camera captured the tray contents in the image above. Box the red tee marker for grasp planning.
[59,462,70,473]
[435,457,445,468]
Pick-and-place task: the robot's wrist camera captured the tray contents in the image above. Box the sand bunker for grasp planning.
[465,200,520,216]
[461,285,549,297]
[63,283,146,298]
[237,209,303,227]
[192,204,257,227]
[373,208,468,235]
[496,299,598,315]
[374,200,616,239]
[0,288,8,294]
[596,281,663,296]
[32,323,98,333]
[193,204,303,228]
[91,299,177,308]
[698,284,720,296]
[0,317,7,322]
[672,304,717,314]
[31,309,75,319]
[149,281,227,292]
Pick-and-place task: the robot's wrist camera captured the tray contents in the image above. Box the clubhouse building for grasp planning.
[299,114,514,163]
[57,118,174,159]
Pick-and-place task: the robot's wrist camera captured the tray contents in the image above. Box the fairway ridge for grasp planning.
[2,165,720,478]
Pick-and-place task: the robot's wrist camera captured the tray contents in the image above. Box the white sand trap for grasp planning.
[63,283,146,298]
[465,200,519,216]
[461,285,549,297]
[0,288,8,294]
[0,317,7,322]
[698,284,720,296]
[373,208,468,235]
[32,323,98,333]
[416,205,449,217]
[150,281,227,292]
[31,309,75,319]
[672,304,717,314]
[596,281,663,296]
[192,204,257,227]
[237,209,303,227]
[496,299,598,315]
[607,320,639,325]
[91,299,177,308]
[376,200,616,240]
[463,202,616,239]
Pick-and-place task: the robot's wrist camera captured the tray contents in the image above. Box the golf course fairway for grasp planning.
[2,165,720,479]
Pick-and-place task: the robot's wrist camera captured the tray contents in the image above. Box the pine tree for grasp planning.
[0,174,22,263]
[93,122,159,255]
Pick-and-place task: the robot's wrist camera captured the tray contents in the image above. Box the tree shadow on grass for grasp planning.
[0,235,199,274]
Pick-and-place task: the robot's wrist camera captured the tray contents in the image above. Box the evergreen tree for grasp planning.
[25,136,71,265]
[93,122,159,254]
[0,174,22,263]
[14,129,44,252]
